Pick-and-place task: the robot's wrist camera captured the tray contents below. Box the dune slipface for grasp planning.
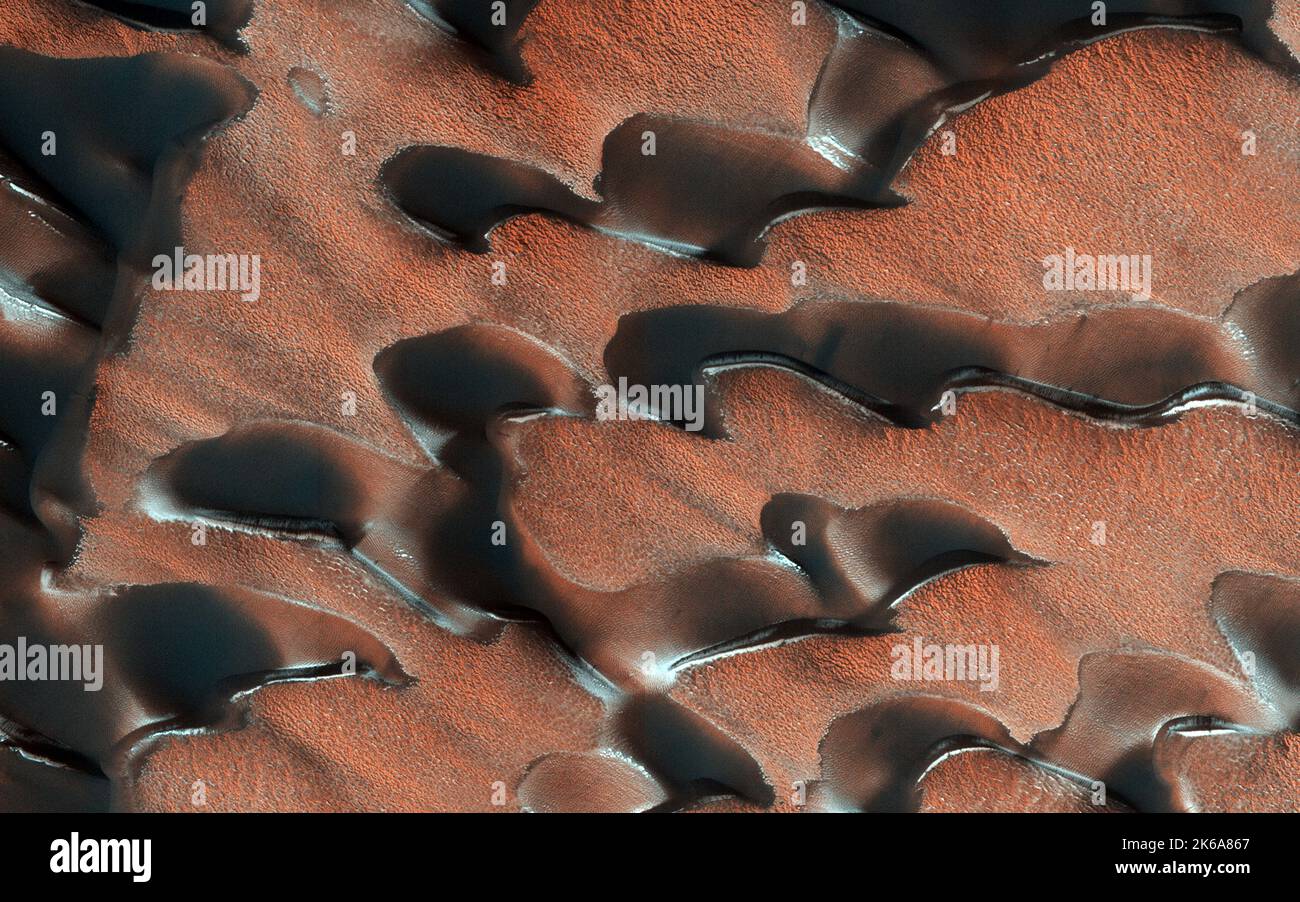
[0,0,1295,820]
[604,283,1300,432]
[406,0,542,84]
[77,0,254,49]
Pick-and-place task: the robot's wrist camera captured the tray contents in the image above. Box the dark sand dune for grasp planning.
[605,280,1300,434]
[813,693,1020,813]
[518,694,774,812]
[823,0,1298,178]
[136,322,1062,811]
[0,0,1295,813]
[0,742,112,813]
[0,575,407,810]
[382,0,1297,265]
[147,324,1040,692]
[0,48,256,273]
[382,116,901,266]
[0,153,117,329]
[1212,571,1300,727]
[0,48,254,560]
[762,493,1041,632]
[0,45,367,812]
[406,0,541,84]
[813,650,1280,812]
[73,0,254,49]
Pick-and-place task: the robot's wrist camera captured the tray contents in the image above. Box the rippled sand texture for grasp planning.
[0,1,1296,812]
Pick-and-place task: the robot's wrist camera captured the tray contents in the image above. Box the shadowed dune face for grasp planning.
[824,1,1297,92]
[144,324,1043,691]
[75,0,254,49]
[811,651,1279,812]
[382,116,903,266]
[1212,572,1300,726]
[0,49,256,269]
[0,48,255,569]
[406,1,542,84]
[0,153,117,329]
[0,0,1297,813]
[380,0,1298,266]
[604,288,1300,433]
[0,577,408,808]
